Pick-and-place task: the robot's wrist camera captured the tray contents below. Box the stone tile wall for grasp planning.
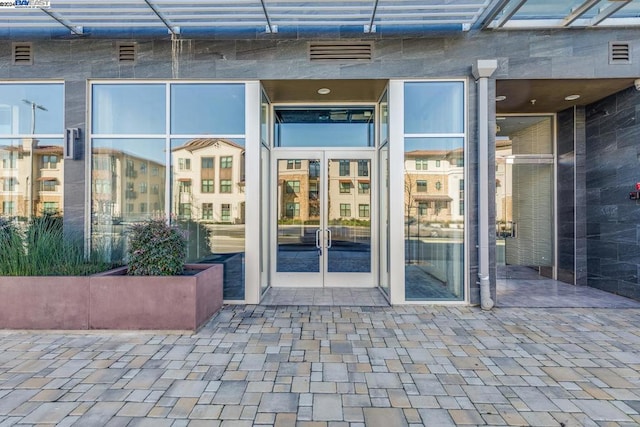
[586,87,640,300]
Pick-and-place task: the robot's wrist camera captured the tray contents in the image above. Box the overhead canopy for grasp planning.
[1,0,637,38]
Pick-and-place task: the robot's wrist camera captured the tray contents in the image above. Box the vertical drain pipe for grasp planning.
[472,60,498,310]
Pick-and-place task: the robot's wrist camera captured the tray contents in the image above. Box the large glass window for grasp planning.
[91,82,246,300]
[0,83,65,221]
[404,81,465,301]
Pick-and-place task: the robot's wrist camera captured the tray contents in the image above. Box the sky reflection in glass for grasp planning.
[0,84,64,135]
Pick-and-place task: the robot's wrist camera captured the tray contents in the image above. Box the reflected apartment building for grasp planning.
[171,138,246,225]
[404,148,464,226]
[277,159,371,224]
[91,148,165,223]
[1,139,63,218]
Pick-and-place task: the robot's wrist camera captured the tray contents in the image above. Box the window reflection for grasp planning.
[171,138,246,299]
[0,84,64,222]
[404,136,465,300]
[171,84,245,135]
[1,138,64,219]
[91,138,166,260]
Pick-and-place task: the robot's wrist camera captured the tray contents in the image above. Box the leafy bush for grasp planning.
[0,214,113,276]
[127,218,187,276]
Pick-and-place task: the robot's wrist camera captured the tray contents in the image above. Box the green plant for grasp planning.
[0,214,114,276]
[0,217,25,275]
[127,218,187,276]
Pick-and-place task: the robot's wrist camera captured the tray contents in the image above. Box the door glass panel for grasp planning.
[327,158,371,273]
[276,158,321,273]
[496,115,554,280]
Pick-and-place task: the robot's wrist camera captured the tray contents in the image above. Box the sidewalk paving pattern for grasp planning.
[1,304,640,426]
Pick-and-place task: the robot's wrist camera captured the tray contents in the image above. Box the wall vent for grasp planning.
[117,42,137,63]
[610,41,630,64]
[309,41,373,62]
[12,43,33,65]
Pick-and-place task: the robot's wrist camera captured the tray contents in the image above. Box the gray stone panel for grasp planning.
[586,87,640,298]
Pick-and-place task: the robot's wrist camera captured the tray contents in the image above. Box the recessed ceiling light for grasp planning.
[564,94,580,101]
[495,95,507,101]
[317,88,331,95]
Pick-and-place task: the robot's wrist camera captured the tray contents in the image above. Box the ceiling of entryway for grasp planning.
[496,79,636,113]
[262,79,388,103]
[1,0,638,37]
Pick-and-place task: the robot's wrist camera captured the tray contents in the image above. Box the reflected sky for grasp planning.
[171,137,246,149]
[92,84,166,134]
[0,84,64,135]
[404,82,464,134]
[171,84,245,135]
[405,137,464,152]
[93,139,166,164]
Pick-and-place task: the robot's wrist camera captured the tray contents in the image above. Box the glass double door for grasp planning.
[272,150,374,287]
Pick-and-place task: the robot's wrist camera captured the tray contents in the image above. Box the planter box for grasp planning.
[0,276,90,329]
[90,264,223,331]
[0,264,223,331]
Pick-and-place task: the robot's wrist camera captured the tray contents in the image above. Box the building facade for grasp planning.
[1,0,640,305]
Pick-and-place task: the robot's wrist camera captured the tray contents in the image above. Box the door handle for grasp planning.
[326,228,332,249]
[315,228,322,249]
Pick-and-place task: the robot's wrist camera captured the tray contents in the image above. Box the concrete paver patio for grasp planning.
[1,304,640,426]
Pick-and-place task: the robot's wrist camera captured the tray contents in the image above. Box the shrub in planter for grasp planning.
[127,218,187,276]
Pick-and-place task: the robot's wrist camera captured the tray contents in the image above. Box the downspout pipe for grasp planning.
[472,59,498,310]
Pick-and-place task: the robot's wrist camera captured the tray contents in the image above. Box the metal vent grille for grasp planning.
[12,43,33,65]
[118,42,137,63]
[309,42,373,62]
[610,42,630,64]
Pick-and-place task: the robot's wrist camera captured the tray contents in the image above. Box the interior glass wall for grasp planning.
[0,83,64,222]
[403,81,465,301]
[90,82,246,299]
